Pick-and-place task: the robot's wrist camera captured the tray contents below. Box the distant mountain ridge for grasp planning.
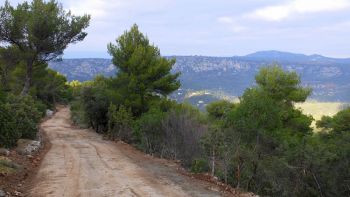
[242,50,350,64]
[49,51,350,106]
[49,58,116,81]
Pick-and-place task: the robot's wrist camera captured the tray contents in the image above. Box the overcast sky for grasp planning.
[2,0,350,58]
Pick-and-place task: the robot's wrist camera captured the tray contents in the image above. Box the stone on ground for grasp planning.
[0,149,9,156]
[16,139,41,155]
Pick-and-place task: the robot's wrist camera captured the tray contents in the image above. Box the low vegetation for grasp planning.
[0,156,20,174]
[0,0,90,148]
[70,25,350,197]
[0,1,348,196]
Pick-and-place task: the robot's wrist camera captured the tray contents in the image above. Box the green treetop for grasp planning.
[255,65,311,105]
[0,0,90,95]
[108,24,180,115]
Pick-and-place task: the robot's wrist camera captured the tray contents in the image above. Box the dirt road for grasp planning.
[26,107,224,197]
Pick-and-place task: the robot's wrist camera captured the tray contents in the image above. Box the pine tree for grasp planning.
[0,0,90,95]
[108,24,180,115]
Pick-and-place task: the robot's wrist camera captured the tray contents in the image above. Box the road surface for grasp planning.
[26,107,224,197]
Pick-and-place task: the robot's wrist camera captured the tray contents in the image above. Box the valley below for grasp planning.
[49,51,350,110]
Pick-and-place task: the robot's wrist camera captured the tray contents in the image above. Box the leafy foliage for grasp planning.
[255,65,311,104]
[134,106,166,154]
[0,99,17,148]
[206,100,236,120]
[107,24,180,115]
[0,0,90,94]
[317,108,350,133]
[161,104,206,166]
[0,46,20,92]
[80,79,110,133]
[0,93,43,147]
[34,69,72,105]
[107,104,133,141]
[68,24,348,197]
[201,66,321,196]
[305,113,350,197]
[0,0,88,148]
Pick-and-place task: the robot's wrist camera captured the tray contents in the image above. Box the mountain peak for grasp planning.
[244,50,328,62]
[246,50,306,58]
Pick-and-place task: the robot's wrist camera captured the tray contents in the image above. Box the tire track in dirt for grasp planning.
[26,107,224,197]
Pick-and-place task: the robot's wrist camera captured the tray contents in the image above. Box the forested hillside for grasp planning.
[49,52,350,108]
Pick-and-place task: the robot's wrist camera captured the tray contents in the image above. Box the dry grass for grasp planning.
[296,101,348,130]
[296,102,345,121]
[0,156,17,174]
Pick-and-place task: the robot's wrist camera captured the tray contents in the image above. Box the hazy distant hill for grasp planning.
[49,58,116,81]
[49,51,350,107]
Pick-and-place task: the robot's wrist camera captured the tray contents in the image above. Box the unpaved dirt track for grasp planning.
[27,107,223,197]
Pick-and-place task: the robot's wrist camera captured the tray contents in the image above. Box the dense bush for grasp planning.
[132,104,206,166]
[204,66,318,196]
[198,66,350,197]
[317,107,350,133]
[134,107,166,154]
[34,69,73,107]
[77,77,118,133]
[161,104,206,166]
[312,108,350,196]
[0,0,88,148]
[5,95,43,138]
[1,58,73,108]
[70,100,89,128]
[0,99,17,148]
[191,158,209,173]
[107,104,133,142]
[206,100,236,120]
[0,93,44,148]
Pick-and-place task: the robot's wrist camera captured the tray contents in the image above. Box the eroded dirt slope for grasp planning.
[26,107,226,197]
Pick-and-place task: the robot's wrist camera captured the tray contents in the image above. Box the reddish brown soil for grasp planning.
[2,106,254,197]
[0,129,51,196]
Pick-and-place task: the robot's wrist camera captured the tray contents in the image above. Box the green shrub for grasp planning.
[191,158,209,173]
[133,107,166,154]
[34,69,73,106]
[0,103,18,148]
[161,104,206,166]
[70,100,89,128]
[0,94,44,147]
[107,104,133,141]
[5,94,42,139]
[34,99,47,117]
[80,80,111,133]
[206,100,236,120]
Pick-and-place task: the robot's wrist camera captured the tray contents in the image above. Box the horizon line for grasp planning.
[61,50,350,60]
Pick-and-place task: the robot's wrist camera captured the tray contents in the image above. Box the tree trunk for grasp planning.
[211,149,215,176]
[21,59,34,96]
[312,172,324,197]
[224,160,228,184]
[0,66,9,91]
[223,151,229,184]
[236,161,241,189]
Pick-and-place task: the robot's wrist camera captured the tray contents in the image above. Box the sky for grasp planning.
[2,0,350,58]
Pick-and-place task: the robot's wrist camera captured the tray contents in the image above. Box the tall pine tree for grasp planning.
[108,24,180,115]
[0,0,90,95]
